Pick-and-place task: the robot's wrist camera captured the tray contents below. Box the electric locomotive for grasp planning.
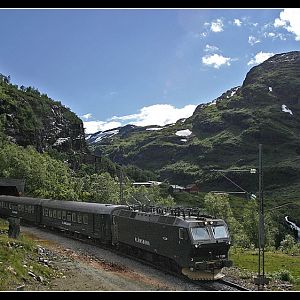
[112,206,232,280]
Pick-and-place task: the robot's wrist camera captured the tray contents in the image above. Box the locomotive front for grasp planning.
[182,217,233,280]
[112,206,232,281]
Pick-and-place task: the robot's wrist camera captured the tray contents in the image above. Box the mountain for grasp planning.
[87,51,300,196]
[0,75,87,155]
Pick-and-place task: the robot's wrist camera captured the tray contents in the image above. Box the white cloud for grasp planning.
[83,121,122,134]
[210,19,224,32]
[204,44,219,52]
[80,113,92,120]
[248,35,261,46]
[233,19,242,26]
[84,104,197,134]
[202,54,232,69]
[247,51,275,66]
[274,8,300,41]
[111,104,196,127]
[274,18,286,28]
[264,31,287,40]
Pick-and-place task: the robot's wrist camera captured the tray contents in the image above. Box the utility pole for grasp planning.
[256,144,269,290]
[119,166,124,204]
[211,144,269,289]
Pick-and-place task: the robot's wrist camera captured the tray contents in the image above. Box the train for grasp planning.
[0,194,232,280]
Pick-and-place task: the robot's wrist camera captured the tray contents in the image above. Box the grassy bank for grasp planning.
[230,248,300,290]
[0,218,57,290]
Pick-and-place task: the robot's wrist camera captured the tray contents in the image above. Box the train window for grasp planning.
[57,210,61,219]
[212,226,228,239]
[0,201,2,208]
[62,211,66,220]
[9,203,12,209]
[49,209,53,218]
[67,212,71,222]
[30,206,34,214]
[72,212,76,223]
[190,227,210,241]
[53,210,57,219]
[18,204,24,212]
[24,205,28,213]
[77,214,82,223]
[44,208,48,217]
[83,215,88,225]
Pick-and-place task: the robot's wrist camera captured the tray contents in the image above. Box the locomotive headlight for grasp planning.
[194,244,199,248]
[204,221,208,225]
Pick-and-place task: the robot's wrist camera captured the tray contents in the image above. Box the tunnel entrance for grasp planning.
[0,178,25,196]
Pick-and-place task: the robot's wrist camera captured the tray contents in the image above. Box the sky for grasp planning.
[0,8,299,134]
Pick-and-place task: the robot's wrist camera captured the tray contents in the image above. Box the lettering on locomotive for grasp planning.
[134,236,150,246]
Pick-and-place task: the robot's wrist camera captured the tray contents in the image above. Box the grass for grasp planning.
[0,218,56,290]
[230,248,300,290]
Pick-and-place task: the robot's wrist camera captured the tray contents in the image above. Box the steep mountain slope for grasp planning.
[88,51,300,194]
[0,75,87,155]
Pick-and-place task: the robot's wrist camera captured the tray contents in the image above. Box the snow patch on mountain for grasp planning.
[175,129,192,137]
[86,129,119,144]
[282,104,293,115]
[146,127,163,131]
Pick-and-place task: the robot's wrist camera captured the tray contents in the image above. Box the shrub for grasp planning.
[279,234,298,254]
[271,269,295,283]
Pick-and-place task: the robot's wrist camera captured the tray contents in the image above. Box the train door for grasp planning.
[94,214,105,239]
[111,215,118,245]
[158,224,169,256]
[35,204,42,224]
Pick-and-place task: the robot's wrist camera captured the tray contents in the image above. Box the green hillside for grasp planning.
[88,51,300,222]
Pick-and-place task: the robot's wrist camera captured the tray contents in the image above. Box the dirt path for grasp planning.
[21,226,205,291]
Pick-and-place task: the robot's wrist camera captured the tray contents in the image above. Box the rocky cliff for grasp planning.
[0,75,87,155]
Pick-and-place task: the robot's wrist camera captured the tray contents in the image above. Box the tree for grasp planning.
[0,143,78,200]
[74,172,119,203]
[204,192,233,220]
[126,184,175,207]
[204,193,249,247]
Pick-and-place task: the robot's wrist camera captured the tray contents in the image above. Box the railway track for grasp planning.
[24,224,250,291]
[214,279,250,291]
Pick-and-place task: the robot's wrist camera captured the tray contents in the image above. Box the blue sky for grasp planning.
[0,8,299,134]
